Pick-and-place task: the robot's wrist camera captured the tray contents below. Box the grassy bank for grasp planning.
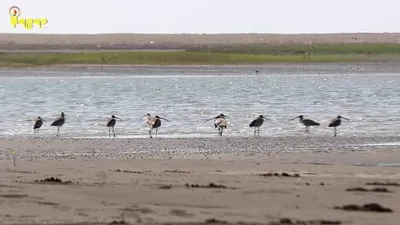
[193,43,400,55]
[1,44,400,67]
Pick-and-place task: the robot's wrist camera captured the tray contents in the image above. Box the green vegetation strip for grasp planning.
[1,44,400,66]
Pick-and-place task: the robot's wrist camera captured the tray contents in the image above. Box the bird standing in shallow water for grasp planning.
[289,115,320,134]
[249,115,271,136]
[329,115,350,137]
[107,115,122,137]
[33,116,45,138]
[51,112,65,136]
[140,113,154,137]
[205,114,230,136]
[140,114,170,138]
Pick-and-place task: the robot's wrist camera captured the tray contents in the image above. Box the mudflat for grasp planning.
[0,137,400,225]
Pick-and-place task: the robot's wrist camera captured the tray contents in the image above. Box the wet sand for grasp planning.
[0,137,400,224]
[3,62,400,76]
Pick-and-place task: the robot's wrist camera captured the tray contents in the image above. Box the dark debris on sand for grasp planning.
[366,181,400,186]
[346,187,391,192]
[185,183,235,189]
[272,218,342,225]
[159,184,173,189]
[113,169,143,174]
[259,172,300,178]
[165,169,191,173]
[109,220,128,225]
[34,177,73,185]
[334,203,393,213]
[201,218,341,225]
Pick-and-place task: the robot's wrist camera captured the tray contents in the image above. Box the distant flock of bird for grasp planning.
[31,112,350,138]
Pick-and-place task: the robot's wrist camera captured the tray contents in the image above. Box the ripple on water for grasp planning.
[0,70,399,138]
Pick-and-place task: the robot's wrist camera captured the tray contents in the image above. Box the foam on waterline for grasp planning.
[361,142,400,146]
[70,133,243,139]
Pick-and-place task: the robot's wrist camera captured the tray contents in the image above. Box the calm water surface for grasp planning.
[0,69,399,138]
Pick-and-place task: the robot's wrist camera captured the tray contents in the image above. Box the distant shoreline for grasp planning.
[1,32,400,52]
[1,33,400,66]
[2,62,400,76]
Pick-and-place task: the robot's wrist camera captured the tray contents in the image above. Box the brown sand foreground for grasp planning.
[1,33,400,51]
[0,137,400,225]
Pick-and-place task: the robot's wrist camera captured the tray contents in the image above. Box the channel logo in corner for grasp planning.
[9,6,48,29]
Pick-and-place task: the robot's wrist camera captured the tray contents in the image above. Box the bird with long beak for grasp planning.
[107,115,122,137]
[139,114,170,138]
[33,116,45,139]
[328,115,350,137]
[289,115,320,134]
[249,115,271,136]
[205,114,230,136]
[51,112,65,136]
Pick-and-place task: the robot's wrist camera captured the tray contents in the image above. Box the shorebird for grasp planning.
[107,115,122,137]
[139,114,170,138]
[249,115,271,136]
[329,115,350,137]
[205,114,230,136]
[33,116,45,138]
[140,113,154,136]
[289,115,320,133]
[51,112,65,136]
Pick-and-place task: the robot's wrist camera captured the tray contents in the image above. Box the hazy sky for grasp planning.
[1,0,399,34]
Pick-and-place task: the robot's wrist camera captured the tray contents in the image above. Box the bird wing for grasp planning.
[328,118,340,127]
[215,118,227,127]
[34,120,43,128]
[308,120,320,126]
[51,117,60,126]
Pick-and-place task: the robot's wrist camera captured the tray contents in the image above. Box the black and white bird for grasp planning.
[249,115,271,136]
[51,112,65,136]
[107,115,122,137]
[328,115,350,137]
[33,116,45,138]
[289,115,320,133]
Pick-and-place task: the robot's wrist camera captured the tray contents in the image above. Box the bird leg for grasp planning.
[34,129,37,139]
[57,127,60,136]
[108,128,111,137]
[257,127,261,136]
[112,127,116,137]
[334,127,337,137]
[305,126,309,133]
[218,127,223,136]
[155,128,158,138]
[254,128,257,136]
[149,129,152,138]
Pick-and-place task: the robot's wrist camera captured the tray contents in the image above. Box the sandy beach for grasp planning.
[0,137,400,225]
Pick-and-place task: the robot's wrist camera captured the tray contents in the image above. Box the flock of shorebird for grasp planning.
[31,112,350,138]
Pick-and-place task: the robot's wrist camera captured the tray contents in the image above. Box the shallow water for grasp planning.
[0,68,399,139]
